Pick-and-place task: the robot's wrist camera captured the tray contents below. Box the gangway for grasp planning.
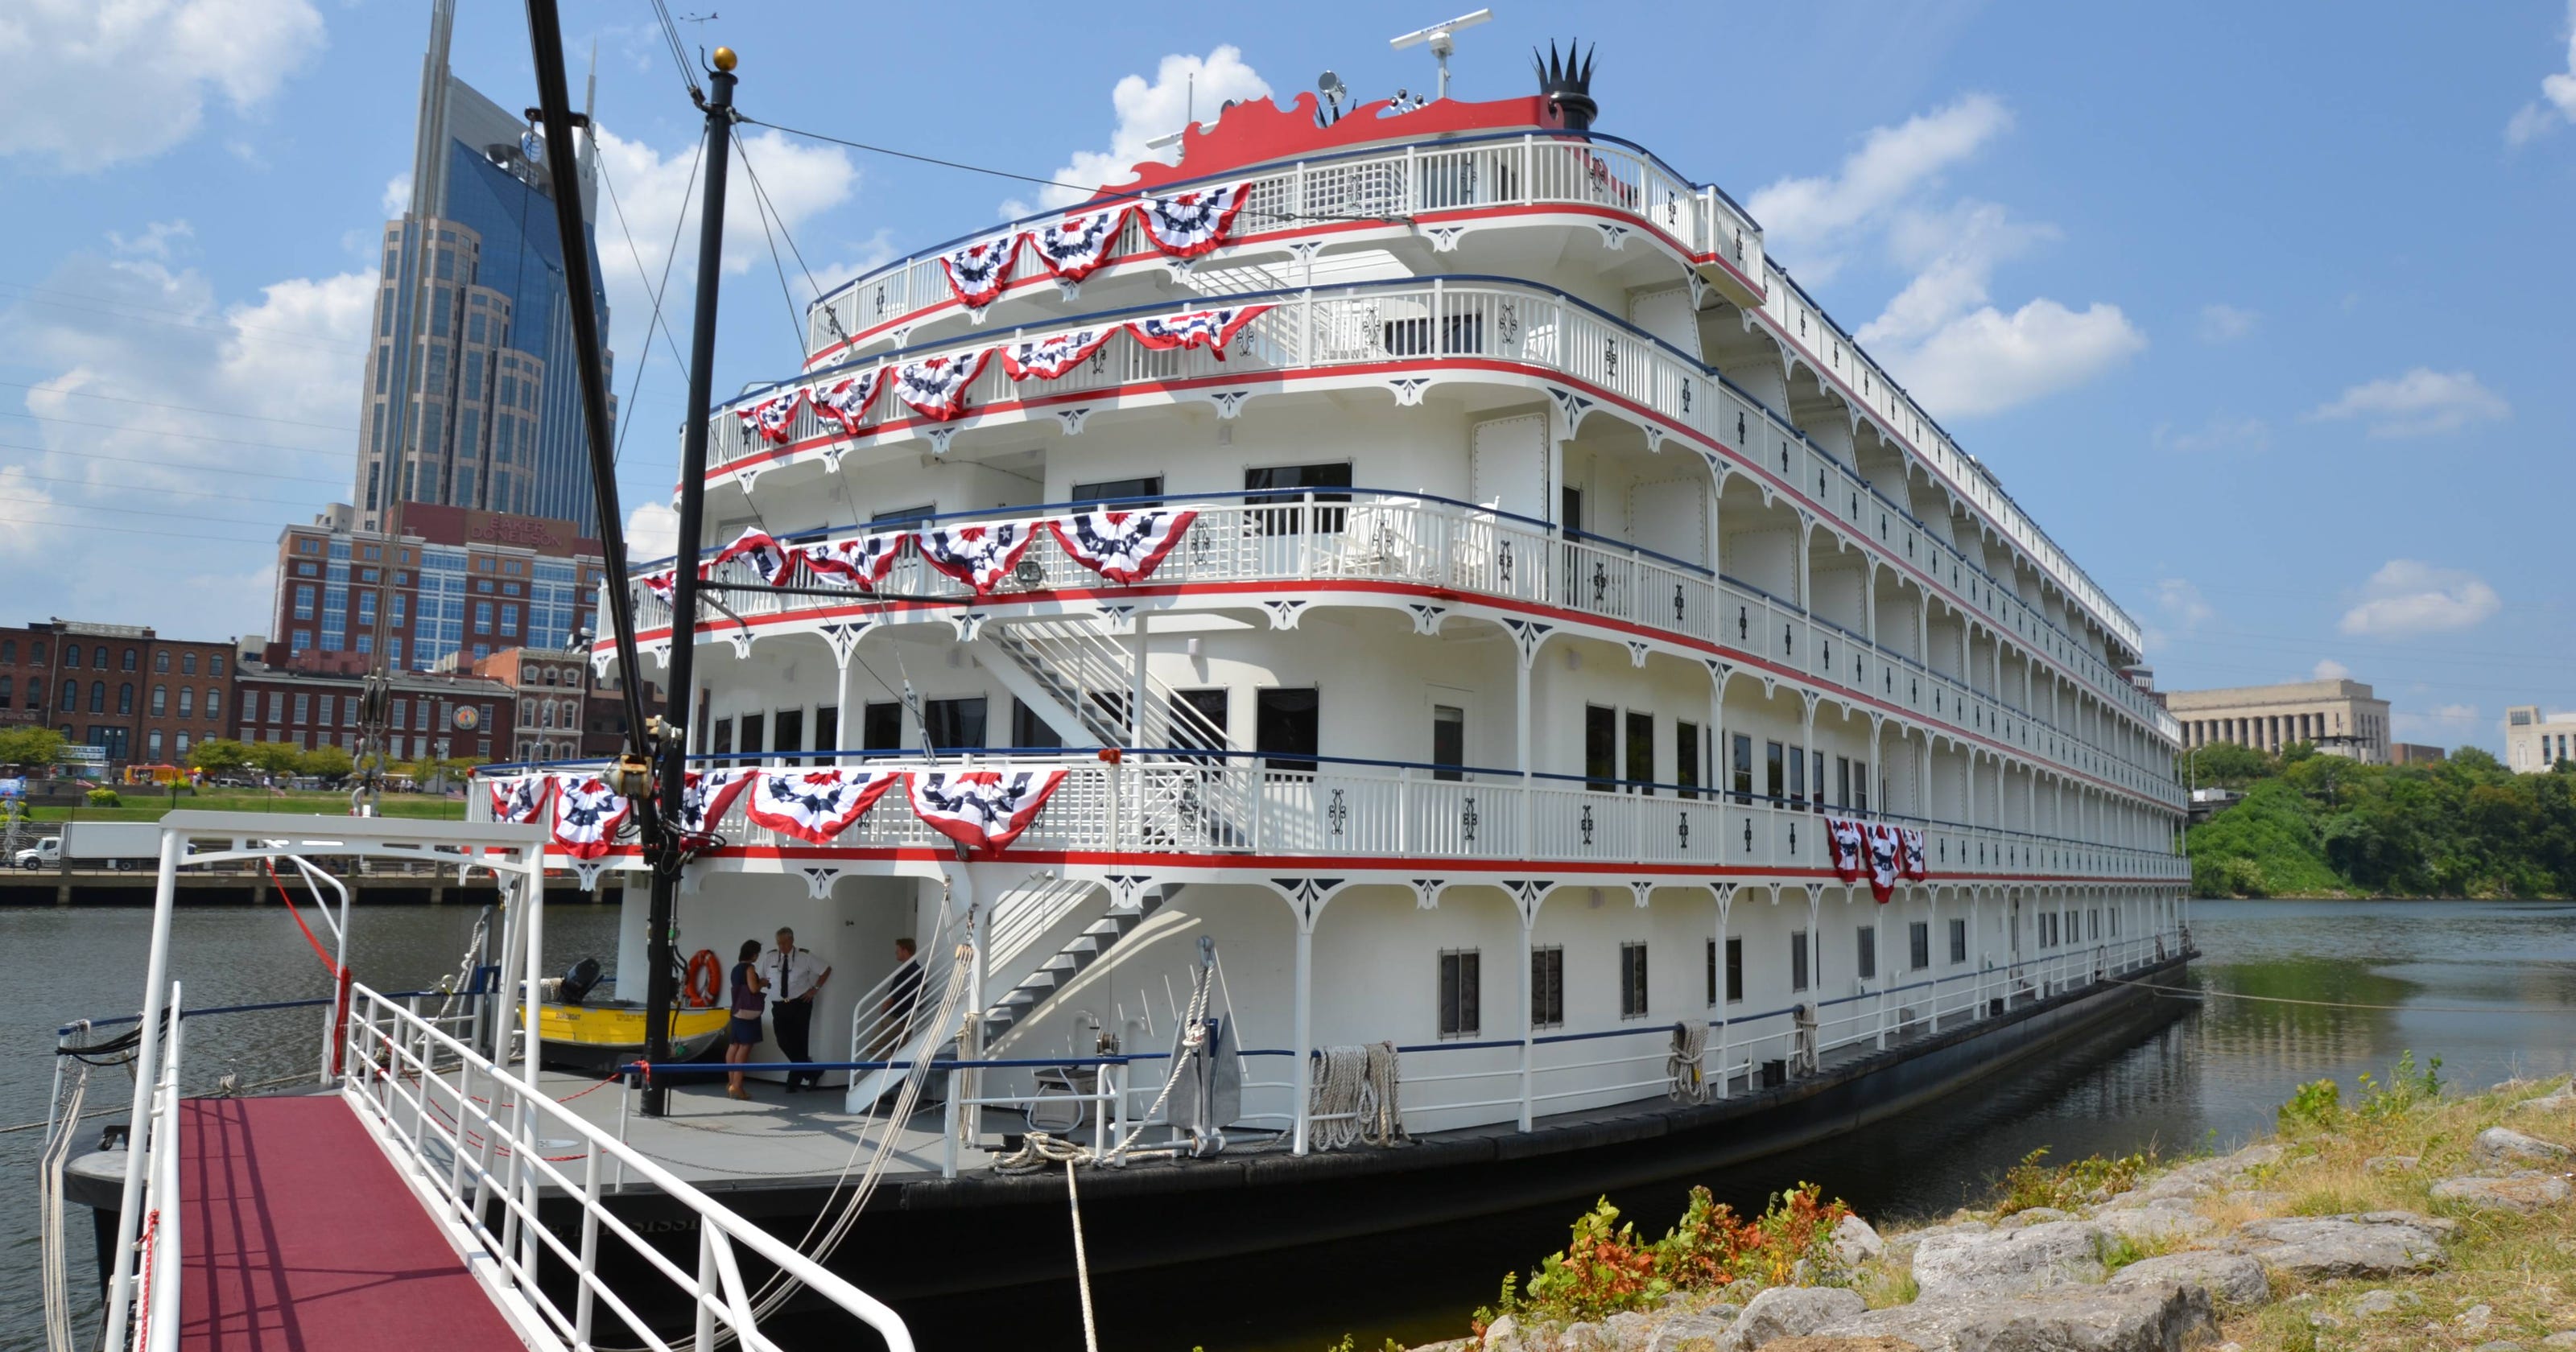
[80,812,915,1352]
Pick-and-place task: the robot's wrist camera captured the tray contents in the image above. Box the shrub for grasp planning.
[2279,1078,2342,1131]
[1521,1197,1668,1324]
[85,787,121,807]
[1994,1148,2156,1215]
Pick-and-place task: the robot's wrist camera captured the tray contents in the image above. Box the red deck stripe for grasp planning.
[178,1097,526,1352]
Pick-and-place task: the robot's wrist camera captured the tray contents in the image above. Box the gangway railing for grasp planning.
[342,981,916,1352]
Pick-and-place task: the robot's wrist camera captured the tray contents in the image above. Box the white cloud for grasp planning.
[623,501,679,561]
[2197,303,2259,343]
[381,172,413,218]
[2505,0,2576,144]
[2337,559,2502,638]
[1748,93,2010,279]
[2152,415,2268,455]
[0,0,326,171]
[1872,298,2145,419]
[2140,576,2214,653]
[2309,367,2510,438]
[2311,658,2351,681]
[2392,703,2482,744]
[999,47,1274,216]
[590,125,858,365]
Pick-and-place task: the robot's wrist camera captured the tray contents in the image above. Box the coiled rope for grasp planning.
[991,952,1216,1173]
[1667,1020,1711,1104]
[1307,1042,1404,1151]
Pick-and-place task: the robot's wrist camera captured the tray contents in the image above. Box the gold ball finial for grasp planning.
[711,46,737,72]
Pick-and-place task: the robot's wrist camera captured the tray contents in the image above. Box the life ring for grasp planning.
[683,949,722,1008]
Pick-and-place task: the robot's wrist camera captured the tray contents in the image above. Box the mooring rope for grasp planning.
[2111,976,2576,1016]
[1667,1020,1711,1104]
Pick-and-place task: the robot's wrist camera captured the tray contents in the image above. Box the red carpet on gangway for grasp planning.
[179,1096,527,1351]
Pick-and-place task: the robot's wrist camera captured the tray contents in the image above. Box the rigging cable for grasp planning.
[2110,977,2576,1016]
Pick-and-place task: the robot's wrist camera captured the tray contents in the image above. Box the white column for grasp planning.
[101,826,188,1352]
[1517,901,1536,1128]
[1129,610,1150,746]
[1291,905,1315,1155]
[1711,888,1732,1098]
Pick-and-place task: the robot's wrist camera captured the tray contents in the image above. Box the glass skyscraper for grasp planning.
[356,0,614,536]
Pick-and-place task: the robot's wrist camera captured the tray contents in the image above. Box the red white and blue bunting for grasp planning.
[711,528,795,586]
[1046,509,1197,584]
[734,387,804,445]
[1031,206,1129,282]
[638,567,679,605]
[745,769,899,845]
[1137,183,1251,260]
[677,767,757,835]
[894,348,994,422]
[939,233,1024,308]
[917,522,1037,594]
[800,533,904,591]
[1126,304,1269,361]
[1827,817,1928,903]
[807,369,886,435]
[906,769,1067,855]
[489,774,551,824]
[1001,326,1117,381]
[550,775,631,860]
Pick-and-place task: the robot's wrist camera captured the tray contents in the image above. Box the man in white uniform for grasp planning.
[758,927,832,1091]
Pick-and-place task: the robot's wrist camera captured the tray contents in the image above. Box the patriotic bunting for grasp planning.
[906,769,1067,855]
[918,522,1037,594]
[638,567,679,605]
[1826,816,1868,887]
[894,348,994,422]
[734,387,804,445]
[1001,326,1117,381]
[745,769,900,845]
[1046,509,1196,584]
[489,774,551,825]
[1127,304,1269,361]
[711,528,795,586]
[677,768,757,835]
[1031,206,1129,282]
[1862,824,1905,903]
[801,532,905,591]
[807,369,886,435]
[1137,183,1251,260]
[939,233,1025,307]
[1898,826,1929,882]
[549,774,631,860]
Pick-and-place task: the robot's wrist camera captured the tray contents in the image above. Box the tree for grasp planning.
[2182,741,2271,789]
[297,745,354,781]
[246,742,303,775]
[190,738,254,775]
[0,725,65,770]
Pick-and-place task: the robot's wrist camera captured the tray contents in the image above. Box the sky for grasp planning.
[1,1,2570,754]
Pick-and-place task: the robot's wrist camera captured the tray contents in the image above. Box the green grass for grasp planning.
[21,790,464,822]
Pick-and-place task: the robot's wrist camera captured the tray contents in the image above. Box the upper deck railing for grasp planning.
[623,489,2178,804]
[705,273,2177,740]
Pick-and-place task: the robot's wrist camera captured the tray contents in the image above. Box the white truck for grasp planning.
[13,822,167,871]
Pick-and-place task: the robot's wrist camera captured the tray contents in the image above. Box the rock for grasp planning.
[2540,1333,2576,1348]
[2459,1303,2494,1333]
[1820,1282,2217,1351]
[1604,1311,1657,1350]
[1643,1314,1738,1352]
[1911,1220,2106,1300]
[1759,1339,1918,1352]
[1482,1314,1527,1352]
[1731,1287,1868,1349]
[2512,1093,2576,1115]
[2094,1206,2215,1245]
[2433,1171,2573,1212]
[1554,1320,1610,1351]
[2106,1251,2271,1307]
[2224,1143,2285,1170]
[2003,1206,2074,1226]
[2472,1343,2523,1352]
[2475,1127,2572,1166]
[2363,1154,2419,1174]
[2307,1310,2346,1329]
[1831,1215,1885,1268]
[2353,1289,2403,1317]
[1414,1342,1478,1352]
[2235,1214,2448,1279]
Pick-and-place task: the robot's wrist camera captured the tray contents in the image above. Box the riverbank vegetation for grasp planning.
[2185,741,2576,898]
[1359,1057,2576,1351]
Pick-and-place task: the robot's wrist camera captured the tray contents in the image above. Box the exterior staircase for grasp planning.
[980,884,1182,1045]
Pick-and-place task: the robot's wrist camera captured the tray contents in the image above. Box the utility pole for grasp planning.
[640,45,737,1117]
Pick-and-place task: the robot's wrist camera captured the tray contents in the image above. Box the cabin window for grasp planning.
[1731,734,1752,803]
[1245,463,1351,534]
[923,698,985,750]
[1854,759,1870,813]
[712,717,733,760]
[1430,703,1465,781]
[1172,689,1228,759]
[772,709,804,767]
[1531,946,1565,1028]
[1856,925,1876,981]
[1786,743,1806,807]
[1584,705,1616,790]
[1256,687,1319,771]
[1010,699,1062,750]
[1620,942,1649,1019]
[813,705,838,756]
[1625,712,1654,793]
[737,712,766,763]
[871,504,935,528]
[1949,918,1968,964]
[1765,741,1785,803]
[1909,921,1931,971]
[1071,475,1164,506]
[1438,950,1481,1038]
[1812,750,1826,811]
[1836,756,1852,809]
[862,702,903,751]
[1726,936,1744,1003]
[2089,909,2101,942]
[1675,721,1700,799]
[1790,931,1810,992]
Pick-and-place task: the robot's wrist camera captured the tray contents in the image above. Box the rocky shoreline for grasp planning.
[1373,1074,2576,1352]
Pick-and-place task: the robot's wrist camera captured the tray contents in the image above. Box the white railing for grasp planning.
[121,983,184,1352]
[340,983,915,1352]
[806,130,1761,361]
[474,756,2188,884]
[633,489,2181,808]
[729,272,2169,743]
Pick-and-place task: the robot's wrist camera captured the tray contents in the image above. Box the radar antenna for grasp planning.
[1389,8,1492,101]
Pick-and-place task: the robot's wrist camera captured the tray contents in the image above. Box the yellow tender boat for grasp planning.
[532,1000,731,1070]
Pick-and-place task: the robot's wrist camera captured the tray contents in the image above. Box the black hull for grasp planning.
[547,953,2194,1342]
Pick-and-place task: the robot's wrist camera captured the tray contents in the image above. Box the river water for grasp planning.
[6,899,2573,1352]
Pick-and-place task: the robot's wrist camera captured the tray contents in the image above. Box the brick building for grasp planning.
[0,620,237,767]
[459,646,658,762]
[233,662,517,764]
[270,501,609,674]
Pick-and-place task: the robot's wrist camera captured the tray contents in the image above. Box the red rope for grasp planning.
[263,859,339,975]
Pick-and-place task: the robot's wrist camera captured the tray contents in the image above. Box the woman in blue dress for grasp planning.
[725,939,768,1099]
